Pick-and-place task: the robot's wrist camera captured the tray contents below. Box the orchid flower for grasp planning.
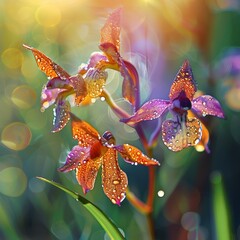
[122,60,224,152]
[58,114,159,206]
[79,8,140,110]
[23,44,89,132]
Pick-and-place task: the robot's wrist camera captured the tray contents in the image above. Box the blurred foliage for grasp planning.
[0,0,240,239]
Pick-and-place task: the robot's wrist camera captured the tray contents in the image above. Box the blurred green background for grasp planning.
[1,0,240,239]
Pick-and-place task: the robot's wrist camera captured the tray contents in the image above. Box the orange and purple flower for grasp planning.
[123,60,225,152]
[58,114,159,206]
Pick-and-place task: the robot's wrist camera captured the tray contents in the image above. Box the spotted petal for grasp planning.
[121,60,139,109]
[69,75,87,105]
[52,99,70,132]
[58,145,90,172]
[115,144,160,166]
[71,114,100,147]
[102,149,128,206]
[122,99,170,124]
[169,60,197,101]
[100,8,122,52]
[41,87,65,111]
[76,157,102,194]
[162,116,202,152]
[78,52,108,75]
[85,68,107,98]
[23,44,70,80]
[192,95,225,118]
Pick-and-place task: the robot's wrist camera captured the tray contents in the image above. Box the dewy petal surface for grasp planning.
[69,75,87,105]
[169,60,197,101]
[192,95,225,118]
[41,87,65,111]
[115,144,160,166]
[52,99,70,132]
[100,8,121,51]
[85,68,107,98]
[23,44,70,80]
[76,157,102,194]
[58,145,90,172]
[71,114,100,147]
[102,149,128,206]
[162,116,202,151]
[123,99,170,124]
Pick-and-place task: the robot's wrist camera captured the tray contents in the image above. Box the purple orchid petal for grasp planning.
[40,86,65,111]
[162,116,202,152]
[122,99,170,124]
[58,145,90,172]
[192,95,225,118]
[121,59,139,109]
[46,77,71,89]
[52,99,70,132]
[78,52,108,74]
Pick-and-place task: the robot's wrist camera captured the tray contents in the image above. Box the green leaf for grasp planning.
[211,171,233,240]
[37,177,125,240]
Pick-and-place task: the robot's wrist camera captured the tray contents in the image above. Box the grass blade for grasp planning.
[37,176,125,240]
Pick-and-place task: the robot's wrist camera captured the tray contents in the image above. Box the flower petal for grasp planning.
[192,95,225,118]
[100,8,122,52]
[169,60,197,101]
[102,149,128,206]
[162,116,202,152]
[121,60,139,109]
[23,44,70,80]
[58,145,90,172]
[85,68,107,98]
[78,52,108,74]
[40,86,65,111]
[122,99,170,124]
[69,75,87,105]
[76,157,102,194]
[115,144,160,166]
[71,114,100,147]
[52,99,70,132]
[188,110,210,153]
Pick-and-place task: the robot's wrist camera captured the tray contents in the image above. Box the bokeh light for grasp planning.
[1,48,24,69]
[35,4,61,28]
[1,122,32,151]
[0,167,27,197]
[0,0,239,239]
[11,85,37,109]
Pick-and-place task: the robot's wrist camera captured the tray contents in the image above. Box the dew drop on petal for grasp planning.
[113,180,120,185]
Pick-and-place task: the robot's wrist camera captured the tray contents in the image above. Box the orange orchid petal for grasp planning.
[76,157,102,194]
[100,8,122,52]
[71,114,100,147]
[116,144,160,166]
[195,121,210,153]
[169,60,197,101]
[23,44,70,80]
[102,149,128,206]
[188,110,210,153]
[69,75,87,105]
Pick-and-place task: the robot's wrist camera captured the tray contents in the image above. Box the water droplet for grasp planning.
[157,190,165,197]
[113,180,120,185]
